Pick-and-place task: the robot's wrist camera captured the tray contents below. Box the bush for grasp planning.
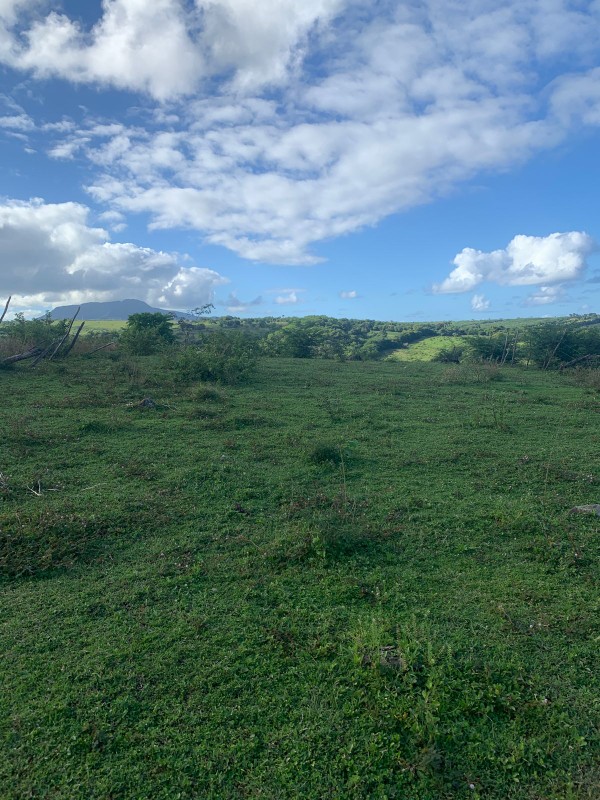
[433,346,463,363]
[175,331,259,385]
[120,327,168,355]
[0,312,68,359]
[120,312,175,355]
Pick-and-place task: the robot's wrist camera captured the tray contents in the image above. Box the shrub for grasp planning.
[0,312,68,359]
[120,312,175,355]
[433,346,463,363]
[120,327,167,355]
[175,331,259,385]
[193,385,225,403]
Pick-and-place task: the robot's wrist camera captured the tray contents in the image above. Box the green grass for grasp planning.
[388,335,471,361]
[78,319,127,333]
[1,354,599,799]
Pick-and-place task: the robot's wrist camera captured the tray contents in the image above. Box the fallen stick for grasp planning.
[83,340,117,356]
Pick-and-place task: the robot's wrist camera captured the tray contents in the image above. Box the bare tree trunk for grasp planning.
[510,330,519,365]
[2,346,42,364]
[64,305,80,337]
[48,307,80,361]
[500,330,510,365]
[0,296,11,323]
[544,328,567,369]
[61,321,85,357]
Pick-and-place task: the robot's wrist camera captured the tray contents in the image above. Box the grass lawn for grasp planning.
[1,355,598,799]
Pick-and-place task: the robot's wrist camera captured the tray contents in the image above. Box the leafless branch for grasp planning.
[0,295,11,323]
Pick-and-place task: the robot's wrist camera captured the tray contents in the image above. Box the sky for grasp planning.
[1,0,600,321]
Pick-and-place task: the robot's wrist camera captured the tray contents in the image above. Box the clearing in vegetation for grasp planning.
[0,353,598,799]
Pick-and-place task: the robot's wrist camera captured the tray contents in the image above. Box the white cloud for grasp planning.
[434,232,595,294]
[471,293,490,312]
[4,3,600,263]
[0,112,33,130]
[0,0,344,99]
[98,208,127,232]
[524,285,566,306]
[274,289,302,305]
[0,198,228,309]
[339,290,358,299]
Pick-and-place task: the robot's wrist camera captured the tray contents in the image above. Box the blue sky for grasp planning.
[1,0,600,320]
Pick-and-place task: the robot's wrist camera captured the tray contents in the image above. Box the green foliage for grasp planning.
[433,345,463,363]
[120,312,175,354]
[0,312,68,357]
[176,330,259,384]
[469,332,517,363]
[522,323,600,368]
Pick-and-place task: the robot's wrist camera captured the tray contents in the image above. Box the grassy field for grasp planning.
[388,336,471,362]
[1,354,598,799]
[79,320,127,333]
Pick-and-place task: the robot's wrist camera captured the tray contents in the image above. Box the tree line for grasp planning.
[2,304,599,373]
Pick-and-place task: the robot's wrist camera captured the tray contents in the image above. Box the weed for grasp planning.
[308,442,342,465]
[193,385,226,403]
[443,363,503,384]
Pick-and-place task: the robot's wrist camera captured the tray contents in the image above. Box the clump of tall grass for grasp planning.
[441,363,502,384]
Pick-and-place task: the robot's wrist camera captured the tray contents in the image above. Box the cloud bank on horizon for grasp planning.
[0,198,228,309]
[0,0,599,313]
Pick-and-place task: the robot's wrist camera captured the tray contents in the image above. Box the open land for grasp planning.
[1,353,599,799]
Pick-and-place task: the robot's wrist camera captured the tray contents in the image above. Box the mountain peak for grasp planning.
[49,299,192,320]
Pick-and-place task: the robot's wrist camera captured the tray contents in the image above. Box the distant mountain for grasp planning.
[49,299,193,320]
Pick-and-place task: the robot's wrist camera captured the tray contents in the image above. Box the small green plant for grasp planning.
[308,442,342,466]
[193,385,225,403]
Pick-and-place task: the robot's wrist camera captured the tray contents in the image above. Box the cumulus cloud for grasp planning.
[274,289,302,305]
[0,0,343,99]
[0,198,228,309]
[524,285,566,306]
[3,3,600,263]
[471,293,490,311]
[434,232,595,294]
[339,290,358,299]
